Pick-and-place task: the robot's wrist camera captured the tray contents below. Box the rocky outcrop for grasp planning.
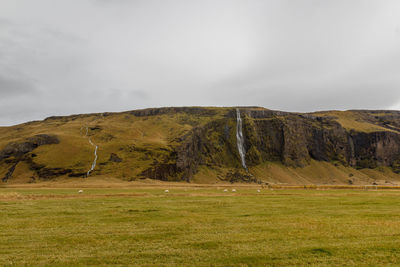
[2,162,18,182]
[351,131,400,169]
[130,107,219,117]
[140,163,178,181]
[109,153,122,163]
[0,134,59,160]
[224,170,261,184]
[176,118,240,181]
[0,134,60,181]
[176,127,207,181]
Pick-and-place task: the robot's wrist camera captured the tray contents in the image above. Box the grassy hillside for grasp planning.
[1,107,400,185]
[312,110,400,133]
[0,107,232,182]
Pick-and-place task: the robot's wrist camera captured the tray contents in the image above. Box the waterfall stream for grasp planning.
[87,137,98,177]
[236,108,247,170]
[81,126,98,177]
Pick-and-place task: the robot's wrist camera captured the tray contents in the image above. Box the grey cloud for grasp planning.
[260,83,400,112]
[0,0,400,125]
[128,90,148,100]
[0,74,36,97]
[0,17,12,26]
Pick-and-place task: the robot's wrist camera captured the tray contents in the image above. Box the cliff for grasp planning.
[1,107,400,184]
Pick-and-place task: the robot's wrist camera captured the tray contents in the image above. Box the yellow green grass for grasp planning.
[189,160,400,185]
[0,108,231,181]
[248,160,400,185]
[312,110,398,133]
[1,187,400,266]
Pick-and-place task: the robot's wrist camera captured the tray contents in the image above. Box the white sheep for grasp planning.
[223,189,228,192]
[78,190,83,194]
[164,189,169,193]
[257,189,261,193]
[232,189,236,192]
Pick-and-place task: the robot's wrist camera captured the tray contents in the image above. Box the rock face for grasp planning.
[130,107,219,117]
[0,134,59,161]
[109,153,122,163]
[2,162,18,182]
[140,163,178,181]
[175,117,240,181]
[0,134,60,181]
[240,110,400,172]
[0,134,86,181]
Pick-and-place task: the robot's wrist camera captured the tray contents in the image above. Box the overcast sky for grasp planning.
[1,0,400,125]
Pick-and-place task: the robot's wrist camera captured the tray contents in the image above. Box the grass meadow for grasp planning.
[1,187,400,266]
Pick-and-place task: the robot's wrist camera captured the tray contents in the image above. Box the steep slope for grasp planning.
[1,107,400,185]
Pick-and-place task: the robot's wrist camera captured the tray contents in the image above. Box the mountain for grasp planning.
[2,107,400,185]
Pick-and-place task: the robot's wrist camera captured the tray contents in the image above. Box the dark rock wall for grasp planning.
[176,118,240,181]
[0,134,59,161]
[0,134,82,181]
[241,111,400,172]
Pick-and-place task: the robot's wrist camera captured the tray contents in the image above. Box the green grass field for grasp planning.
[1,187,400,266]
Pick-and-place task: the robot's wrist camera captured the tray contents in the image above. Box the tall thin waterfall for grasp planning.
[236,108,247,170]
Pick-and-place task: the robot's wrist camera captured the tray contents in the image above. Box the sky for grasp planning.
[1,0,400,126]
